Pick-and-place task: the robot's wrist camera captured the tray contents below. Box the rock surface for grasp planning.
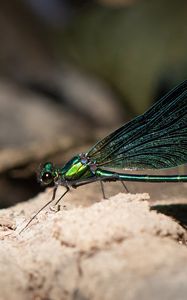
[0,185,186,300]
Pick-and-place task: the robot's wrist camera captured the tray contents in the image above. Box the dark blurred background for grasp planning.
[0,0,187,207]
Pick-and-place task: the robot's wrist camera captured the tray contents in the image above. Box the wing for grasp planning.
[88,80,187,170]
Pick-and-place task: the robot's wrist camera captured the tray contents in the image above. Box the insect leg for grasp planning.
[100,181,107,199]
[54,187,69,205]
[19,185,58,234]
[121,181,129,193]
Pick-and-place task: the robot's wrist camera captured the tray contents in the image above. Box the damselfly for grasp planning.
[20,80,187,233]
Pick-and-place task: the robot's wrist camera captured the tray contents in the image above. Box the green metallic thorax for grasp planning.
[59,156,94,181]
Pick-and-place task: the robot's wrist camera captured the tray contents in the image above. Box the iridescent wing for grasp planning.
[88,80,187,170]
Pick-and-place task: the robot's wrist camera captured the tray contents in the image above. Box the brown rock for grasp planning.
[0,189,186,299]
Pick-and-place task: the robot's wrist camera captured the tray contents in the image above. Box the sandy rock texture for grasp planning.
[0,185,187,300]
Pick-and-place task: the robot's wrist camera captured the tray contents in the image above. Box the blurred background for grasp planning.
[0,0,187,208]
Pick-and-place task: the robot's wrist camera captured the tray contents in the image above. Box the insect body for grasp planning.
[40,80,187,189]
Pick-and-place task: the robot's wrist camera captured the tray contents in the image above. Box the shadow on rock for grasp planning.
[151,204,187,230]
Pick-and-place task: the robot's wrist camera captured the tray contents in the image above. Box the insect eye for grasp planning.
[41,172,53,185]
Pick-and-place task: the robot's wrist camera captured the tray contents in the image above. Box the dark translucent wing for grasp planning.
[88,80,187,170]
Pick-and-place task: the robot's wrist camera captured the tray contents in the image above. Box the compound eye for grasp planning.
[41,172,53,185]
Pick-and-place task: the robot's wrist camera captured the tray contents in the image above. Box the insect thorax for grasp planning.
[60,154,95,181]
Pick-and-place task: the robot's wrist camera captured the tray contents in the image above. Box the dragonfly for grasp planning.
[20,80,187,233]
